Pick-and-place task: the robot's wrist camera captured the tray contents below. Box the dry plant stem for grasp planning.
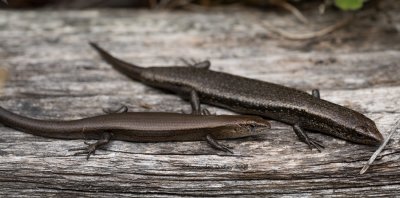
[262,15,353,40]
[360,119,400,174]
[270,0,309,24]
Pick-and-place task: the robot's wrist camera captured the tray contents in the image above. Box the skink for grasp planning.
[90,42,384,150]
[0,104,270,159]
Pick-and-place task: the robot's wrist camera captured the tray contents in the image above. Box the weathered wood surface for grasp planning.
[1,4,400,197]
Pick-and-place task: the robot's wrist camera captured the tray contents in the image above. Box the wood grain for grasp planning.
[0,4,400,197]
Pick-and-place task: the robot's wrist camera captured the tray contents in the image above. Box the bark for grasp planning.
[0,4,399,197]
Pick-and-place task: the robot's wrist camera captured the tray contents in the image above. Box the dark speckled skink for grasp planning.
[90,42,384,150]
[0,105,270,159]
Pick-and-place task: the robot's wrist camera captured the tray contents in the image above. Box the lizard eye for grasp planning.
[354,132,365,139]
[355,126,368,133]
[249,124,257,132]
[249,124,255,131]
[354,126,368,138]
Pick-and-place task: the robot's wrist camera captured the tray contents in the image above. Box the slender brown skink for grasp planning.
[90,42,384,150]
[0,105,270,158]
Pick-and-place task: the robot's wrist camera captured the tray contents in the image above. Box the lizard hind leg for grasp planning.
[189,90,202,115]
[189,90,214,115]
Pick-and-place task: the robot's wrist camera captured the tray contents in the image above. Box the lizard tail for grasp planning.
[89,42,144,81]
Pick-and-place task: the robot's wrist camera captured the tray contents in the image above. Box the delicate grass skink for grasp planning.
[90,42,384,150]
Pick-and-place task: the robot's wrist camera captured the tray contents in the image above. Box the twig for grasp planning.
[261,15,353,40]
[269,0,309,24]
[360,119,400,174]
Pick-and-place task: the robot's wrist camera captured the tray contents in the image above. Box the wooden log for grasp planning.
[0,5,400,197]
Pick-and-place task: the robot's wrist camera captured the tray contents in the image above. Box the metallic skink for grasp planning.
[90,42,384,150]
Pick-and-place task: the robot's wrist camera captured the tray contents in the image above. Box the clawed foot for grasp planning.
[206,134,234,154]
[303,136,325,152]
[293,124,325,152]
[69,141,102,160]
[69,132,112,160]
[215,143,234,154]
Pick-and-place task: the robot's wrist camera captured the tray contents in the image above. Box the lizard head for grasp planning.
[321,112,384,146]
[350,122,383,145]
[229,116,271,138]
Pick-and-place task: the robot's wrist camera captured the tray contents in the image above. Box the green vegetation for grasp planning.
[334,0,364,11]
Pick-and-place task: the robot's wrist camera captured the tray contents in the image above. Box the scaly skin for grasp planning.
[90,42,384,149]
